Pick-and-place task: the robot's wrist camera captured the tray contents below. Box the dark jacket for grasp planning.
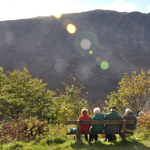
[90,113,104,133]
[123,112,136,130]
[104,111,122,134]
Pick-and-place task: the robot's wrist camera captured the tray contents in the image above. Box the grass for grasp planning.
[1,134,150,150]
[0,120,150,150]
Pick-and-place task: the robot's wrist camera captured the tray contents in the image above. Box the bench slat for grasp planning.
[68,120,134,125]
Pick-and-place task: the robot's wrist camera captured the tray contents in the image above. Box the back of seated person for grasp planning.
[104,106,122,142]
[123,108,136,133]
[78,108,91,141]
[89,107,104,143]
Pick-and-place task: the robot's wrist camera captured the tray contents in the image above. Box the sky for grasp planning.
[0,0,150,21]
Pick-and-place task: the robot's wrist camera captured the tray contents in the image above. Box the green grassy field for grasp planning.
[1,135,150,150]
[0,118,149,150]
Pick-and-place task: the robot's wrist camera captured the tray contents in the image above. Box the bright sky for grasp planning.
[0,0,150,21]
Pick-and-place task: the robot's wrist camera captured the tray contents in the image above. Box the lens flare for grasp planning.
[5,31,14,45]
[54,59,69,73]
[74,31,99,56]
[54,14,62,19]
[66,24,76,34]
[100,61,109,70]
[76,64,90,81]
[80,39,91,50]
[89,51,93,54]
[96,57,101,62]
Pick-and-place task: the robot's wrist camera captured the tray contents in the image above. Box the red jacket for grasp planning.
[78,114,91,132]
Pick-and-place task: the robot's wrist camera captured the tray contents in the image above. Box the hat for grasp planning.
[110,106,118,110]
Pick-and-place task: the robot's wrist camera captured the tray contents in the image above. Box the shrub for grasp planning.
[0,116,67,145]
[132,110,150,140]
[137,111,150,129]
[54,136,66,143]
[132,127,150,140]
[0,116,48,143]
[39,124,67,144]
[8,141,23,150]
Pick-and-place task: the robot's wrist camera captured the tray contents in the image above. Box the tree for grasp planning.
[0,67,55,119]
[0,66,6,116]
[0,68,89,124]
[0,67,6,89]
[53,77,89,125]
[105,69,150,115]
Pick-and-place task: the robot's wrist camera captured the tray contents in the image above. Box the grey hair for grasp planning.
[93,107,100,114]
[81,108,88,114]
[125,108,132,114]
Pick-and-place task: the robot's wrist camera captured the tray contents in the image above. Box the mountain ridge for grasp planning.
[0,9,150,102]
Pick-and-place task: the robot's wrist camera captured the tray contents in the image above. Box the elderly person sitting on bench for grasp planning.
[89,107,104,143]
[104,106,122,142]
[123,108,136,137]
[78,108,91,141]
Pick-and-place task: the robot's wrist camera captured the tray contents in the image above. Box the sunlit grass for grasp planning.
[1,128,150,150]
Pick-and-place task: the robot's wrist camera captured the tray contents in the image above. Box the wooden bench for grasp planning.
[67,120,134,141]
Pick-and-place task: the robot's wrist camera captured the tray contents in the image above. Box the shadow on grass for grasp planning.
[71,139,150,150]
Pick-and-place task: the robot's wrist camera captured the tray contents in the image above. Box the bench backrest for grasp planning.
[68,120,134,125]
[67,120,134,141]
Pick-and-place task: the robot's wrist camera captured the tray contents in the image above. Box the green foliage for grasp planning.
[40,135,66,145]
[53,76,89,125]
[131,127,150,141]
[8,141,23,150]
[105,69,150,115]
[0,66,6,89]
[0,67,89,123]
[0,116,67,144]
[0,67,56,120]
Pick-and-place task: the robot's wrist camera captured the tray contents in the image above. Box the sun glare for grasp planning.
[54,14,62,19]
[66,24,76,34]
[96,57,101,62]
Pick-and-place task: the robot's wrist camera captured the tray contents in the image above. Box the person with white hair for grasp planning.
[123,108,136,134]
[89,107,104,143]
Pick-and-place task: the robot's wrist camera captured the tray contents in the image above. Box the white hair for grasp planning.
[125,108,132,114]
[93,107,100,114]
[110,109,117,112]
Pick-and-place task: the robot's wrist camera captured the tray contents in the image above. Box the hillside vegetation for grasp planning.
[0,66,150,149]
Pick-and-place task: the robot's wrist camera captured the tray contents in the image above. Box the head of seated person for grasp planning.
[125,108,132,114]
[93,107,100,115]
[81,108,88,115]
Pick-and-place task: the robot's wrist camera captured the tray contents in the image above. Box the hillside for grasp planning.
[0,10,150,102]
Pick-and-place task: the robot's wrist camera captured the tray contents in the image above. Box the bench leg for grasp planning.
[119,133,125,141]
[76,133,81,141]
[75,124,81,141]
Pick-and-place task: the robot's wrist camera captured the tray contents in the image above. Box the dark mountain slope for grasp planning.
[0,10,150,102]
